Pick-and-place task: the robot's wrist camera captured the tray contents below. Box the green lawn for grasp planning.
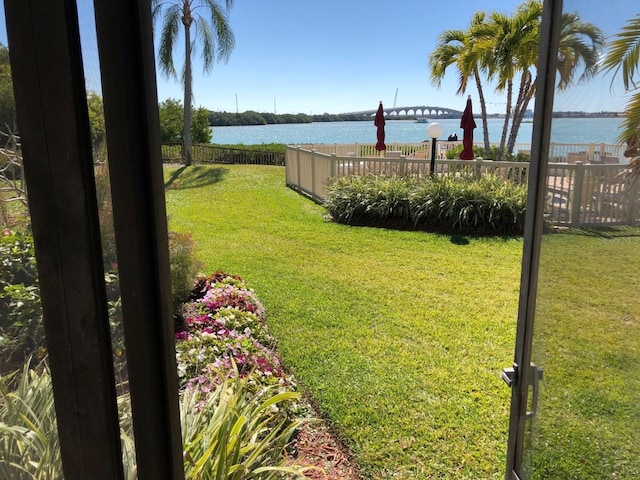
[164,165,640,479]
[165,165,522,479]
[527,228,640,479]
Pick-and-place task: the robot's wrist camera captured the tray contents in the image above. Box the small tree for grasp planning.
[159,98,184,143]
[0,44,16,133]
[159,98,212,144]
[191,106,212,144]
[87,91,106,150]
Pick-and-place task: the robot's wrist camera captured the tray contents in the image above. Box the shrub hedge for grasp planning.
[324,173,527,234]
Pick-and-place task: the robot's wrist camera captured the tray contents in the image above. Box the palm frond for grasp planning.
[195,16,214,72]
[602,13,640,91]
[157,4,181,79]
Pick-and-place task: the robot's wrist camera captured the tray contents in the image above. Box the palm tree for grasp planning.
[483,1,603,158]
[474,10,523,160]
[429,12,493,158]
[506,3,603,155]
[152,0,235,166]
[602,13,640,176]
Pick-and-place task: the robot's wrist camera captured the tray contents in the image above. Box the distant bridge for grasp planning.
[348,105,464,118]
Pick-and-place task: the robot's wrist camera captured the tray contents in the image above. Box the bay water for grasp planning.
[210,117,624,146]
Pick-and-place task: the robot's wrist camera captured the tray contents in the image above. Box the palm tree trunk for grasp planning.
[507,73,534,155]
[474,69,491,158]
[183,22,193,166]
[498,80,513,161]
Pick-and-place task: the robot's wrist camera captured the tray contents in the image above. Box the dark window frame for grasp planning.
[4,0,184,478]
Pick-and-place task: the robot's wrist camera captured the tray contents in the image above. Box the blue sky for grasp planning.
[0,0,637,115]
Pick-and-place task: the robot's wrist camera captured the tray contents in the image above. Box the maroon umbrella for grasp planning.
[460,95,476,160]
[374,101,386,152]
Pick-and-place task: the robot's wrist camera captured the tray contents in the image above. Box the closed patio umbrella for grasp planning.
[460,95,476,160]
[374,101,386,152]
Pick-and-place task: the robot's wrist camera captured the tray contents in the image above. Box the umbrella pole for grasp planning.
[430,138,437,177]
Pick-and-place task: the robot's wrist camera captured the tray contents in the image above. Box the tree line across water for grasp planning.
[207,110,370,126]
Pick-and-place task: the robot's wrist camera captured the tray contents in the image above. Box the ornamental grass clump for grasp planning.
[323,174,418,224]
[0,361,61,480]
[180,375,310,479]
[1,360,309,480]
[325,173,527,234]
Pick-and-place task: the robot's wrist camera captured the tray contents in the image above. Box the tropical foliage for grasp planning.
[1,271,310,479]
[152,0,235,166]
[429,0,603,159]
[0,363,308,479]
[429,12,493,157]
[602,13,640,176]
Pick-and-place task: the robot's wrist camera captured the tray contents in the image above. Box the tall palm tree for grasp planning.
[505,3,603,155]
[152,0,235,166]
[429,12,492,157]
[602,13,640,176]
[481,1,602,157]
[474,10,523,160]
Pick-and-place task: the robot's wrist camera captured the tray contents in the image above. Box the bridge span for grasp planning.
[348,105,464,118]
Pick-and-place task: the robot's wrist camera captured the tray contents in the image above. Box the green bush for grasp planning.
[325,173,527,234]
[445,144,532,161]
[445,144,486,159]
[0,233,43,370]
[168,231,202,308]
[0,229,201,375]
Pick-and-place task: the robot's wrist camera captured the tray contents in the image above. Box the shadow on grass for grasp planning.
[550,225,640,239]
[449,235,470,245]
[164,166,228,190]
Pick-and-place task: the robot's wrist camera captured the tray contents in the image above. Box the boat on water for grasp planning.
[415,118,429,123]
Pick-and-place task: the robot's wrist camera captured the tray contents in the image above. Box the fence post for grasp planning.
[570,162,585,226]
[474,158,483,179]
[627,176,640,225]
[330,153,336,178]
[587,142,596,162]
[296,146,301,189]
[311,149,317,200]
[399,155,406,175]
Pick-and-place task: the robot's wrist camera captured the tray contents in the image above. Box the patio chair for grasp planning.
[567,152,588,163]
[590,172,630,219]
[600,155,619,164]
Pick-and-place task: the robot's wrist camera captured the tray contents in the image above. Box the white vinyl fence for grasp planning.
[285,144,640,228]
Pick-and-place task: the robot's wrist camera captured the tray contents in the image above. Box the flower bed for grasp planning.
[176,272,297,398]
[175,271,360,479]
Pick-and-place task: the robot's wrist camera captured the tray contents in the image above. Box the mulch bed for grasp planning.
[291,415,361,479]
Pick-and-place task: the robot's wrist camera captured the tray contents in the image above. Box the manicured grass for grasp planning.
[526,228,640,479]
[165,165,523,479]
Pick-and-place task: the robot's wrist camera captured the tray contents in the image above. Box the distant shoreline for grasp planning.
[410,111,622,120]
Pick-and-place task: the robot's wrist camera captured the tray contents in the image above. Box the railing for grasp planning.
[285,145,640,228]
[304,141,628,163]
[161,143,285,166]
